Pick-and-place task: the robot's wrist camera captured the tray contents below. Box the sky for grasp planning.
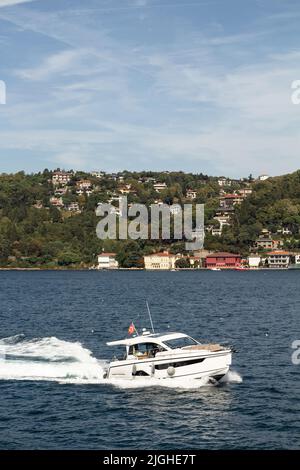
[0,0,300,177]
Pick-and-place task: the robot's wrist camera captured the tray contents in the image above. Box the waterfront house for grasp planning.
[267,251,290,269]
[248,256,261,269]
[205,252,241,269]
[97,253,119,269]
[144,251,178,270]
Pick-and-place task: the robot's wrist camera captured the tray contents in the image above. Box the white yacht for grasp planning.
[104,330,232,382]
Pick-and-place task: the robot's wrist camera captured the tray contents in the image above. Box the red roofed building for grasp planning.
[206,252,241,269]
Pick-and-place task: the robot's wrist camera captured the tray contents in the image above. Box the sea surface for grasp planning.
[0,270,299,450]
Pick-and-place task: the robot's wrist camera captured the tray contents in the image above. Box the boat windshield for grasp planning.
[163,336,198,349]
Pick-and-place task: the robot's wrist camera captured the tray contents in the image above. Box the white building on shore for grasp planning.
[97,253,119,269]
[144,251,178,270]
[248,256,261,269]
[267,251,290,268]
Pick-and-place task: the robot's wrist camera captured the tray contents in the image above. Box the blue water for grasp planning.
[0,270,299,449]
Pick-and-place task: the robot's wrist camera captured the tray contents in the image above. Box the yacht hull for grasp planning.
[106,350,232,381]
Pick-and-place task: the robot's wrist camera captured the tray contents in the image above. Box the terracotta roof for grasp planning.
[267,251,290,255]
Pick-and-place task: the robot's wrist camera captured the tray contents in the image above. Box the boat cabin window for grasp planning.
[111,346,127,361]
[163,336,198,349]
[128,342,166,358]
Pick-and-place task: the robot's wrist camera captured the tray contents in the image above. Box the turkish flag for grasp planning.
[128,323,136,335]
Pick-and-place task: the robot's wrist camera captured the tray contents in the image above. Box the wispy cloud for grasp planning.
[16,49,93,81]
[0,0,35,7]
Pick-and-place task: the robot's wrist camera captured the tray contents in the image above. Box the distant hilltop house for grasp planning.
[52,171,72,186]
[238,188,253,197]
[218,177,232,187]
[91,171,105,179]
[277,227,292,235]
[49,196,64,208]
[76,179,92,190]
[186,189,197,200]
[212,227,222,237]
[169,204,181,215]
[66,202,81,213]
[76,180,93,197]
[255,230,283,250]
[219,193,245,209]
[33,200,43,209]
[151,201,181,215]
[118,184,136,195]
[54,186,68,196]
[258,174,270,181]
[206,252,241,269]
[213,213,231,230]
[141,177,156,184]
[144,251,178,270]
[153,182,167,192]
[97,252,119,270]
[267,250,291,269]
[206,225,223,237]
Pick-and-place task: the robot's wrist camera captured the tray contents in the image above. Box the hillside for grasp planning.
[0,169,299,268]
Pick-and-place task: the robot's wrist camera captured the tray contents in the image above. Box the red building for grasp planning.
[206,252,241,269]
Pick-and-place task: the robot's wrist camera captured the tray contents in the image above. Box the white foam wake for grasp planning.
[0,335,242,389]
[0,335,106,383]
[220,369,243,384]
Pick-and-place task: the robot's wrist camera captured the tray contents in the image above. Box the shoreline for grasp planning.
[0,267,299,272]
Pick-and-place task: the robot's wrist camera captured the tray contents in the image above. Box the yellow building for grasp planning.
[144,251,178,270]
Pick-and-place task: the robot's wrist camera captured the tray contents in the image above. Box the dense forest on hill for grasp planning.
[0,169,299,268]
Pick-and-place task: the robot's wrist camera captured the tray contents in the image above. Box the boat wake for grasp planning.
[0,335,242,390]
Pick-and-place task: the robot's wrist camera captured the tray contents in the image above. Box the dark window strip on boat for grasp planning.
[155,358,205,370]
